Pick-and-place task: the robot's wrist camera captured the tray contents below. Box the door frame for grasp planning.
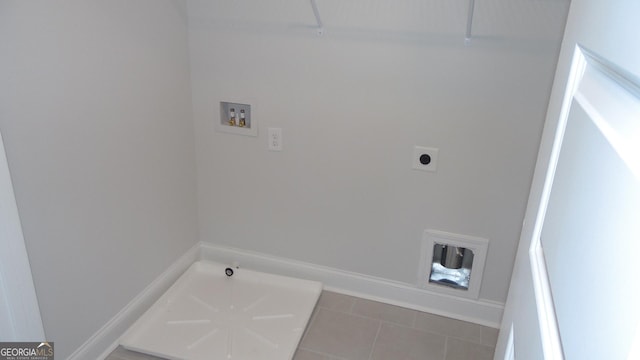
[526,45,588,360]
[528,44,640,359]
[0,130,45,340]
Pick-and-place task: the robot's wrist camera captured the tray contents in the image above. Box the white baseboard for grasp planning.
[200,242,504,328]
[67,242,200,360]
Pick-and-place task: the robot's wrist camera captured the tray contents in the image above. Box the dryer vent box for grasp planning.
[418,230,489,299]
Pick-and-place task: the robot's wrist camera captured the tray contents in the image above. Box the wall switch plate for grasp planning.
[413,146,438,172]
[268,128,282,151]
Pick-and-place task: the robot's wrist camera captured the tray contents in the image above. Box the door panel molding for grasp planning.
[529,45,640,359]
[527,45,588,360]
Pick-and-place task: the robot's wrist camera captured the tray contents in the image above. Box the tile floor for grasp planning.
[106,291,497,360]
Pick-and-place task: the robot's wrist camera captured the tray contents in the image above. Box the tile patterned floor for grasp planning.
[106,291,497,360]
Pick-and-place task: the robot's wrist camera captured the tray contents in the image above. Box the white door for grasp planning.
[0,130,45,340]
[495,1,640,359]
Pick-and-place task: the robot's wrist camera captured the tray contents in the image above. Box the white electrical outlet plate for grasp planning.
[268,128,282,151]
[413,146,438,172]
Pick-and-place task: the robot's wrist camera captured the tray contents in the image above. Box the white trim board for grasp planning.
[199,242,504,328]
[68,242,200,360]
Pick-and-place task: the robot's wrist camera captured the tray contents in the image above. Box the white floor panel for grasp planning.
[120,261,322,360]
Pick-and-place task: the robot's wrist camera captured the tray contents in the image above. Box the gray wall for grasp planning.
[0,0,571,356]
[0,1,198,358]
[188,0,569,303]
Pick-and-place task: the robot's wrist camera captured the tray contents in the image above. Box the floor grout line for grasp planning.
[297,346,348,360]
[410,310,417,329]
[347,298,356,314]
[443,335,449,360]
[319,305,464,344]
[366,321,383,360]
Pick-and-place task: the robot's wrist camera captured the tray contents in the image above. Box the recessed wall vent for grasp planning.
[418,230,488,299]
